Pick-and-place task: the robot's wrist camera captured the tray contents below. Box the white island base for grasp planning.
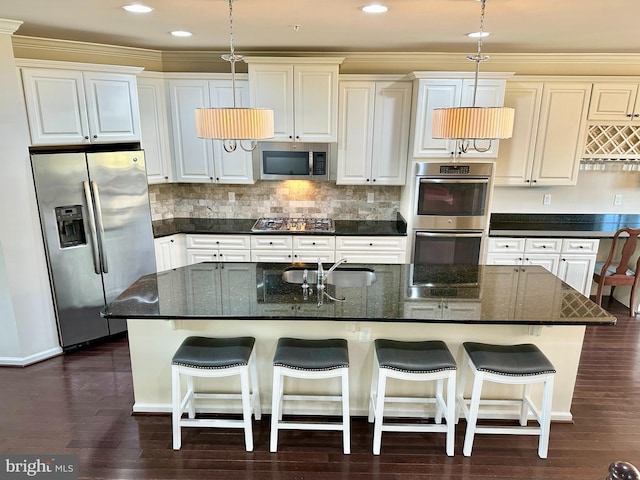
[127,319,586,422]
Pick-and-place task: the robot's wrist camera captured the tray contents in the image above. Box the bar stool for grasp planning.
[171,336,261,451]
[456,342,556,458]
[270,337,350,454]
[368,339,458,456]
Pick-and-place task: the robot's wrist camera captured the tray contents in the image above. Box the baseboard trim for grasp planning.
[0,347,63,367]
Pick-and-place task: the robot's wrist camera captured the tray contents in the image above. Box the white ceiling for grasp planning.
[3,0,640,55]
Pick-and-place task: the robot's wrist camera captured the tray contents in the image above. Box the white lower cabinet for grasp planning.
[250,235,294,263]
[154,234,186,272]
[403,300,482,321]
[186,234,251,264]
[335,236,407,264]
[485,237,599,296]
[292,236,336,263]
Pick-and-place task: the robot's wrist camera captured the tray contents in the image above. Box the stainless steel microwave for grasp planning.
[257,142,331,181]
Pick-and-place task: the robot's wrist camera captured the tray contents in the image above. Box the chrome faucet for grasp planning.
[323,258,348,282]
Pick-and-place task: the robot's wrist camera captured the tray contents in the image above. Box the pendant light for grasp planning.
[432,0,514,154]
[195,0,274,152]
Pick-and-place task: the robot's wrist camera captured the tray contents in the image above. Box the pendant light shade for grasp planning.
[196,107,274,140]
[431,0,515,153]
[432,106,515,140]
[194,0,274,152]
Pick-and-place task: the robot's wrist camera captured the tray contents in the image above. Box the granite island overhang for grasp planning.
[105,263,616,420]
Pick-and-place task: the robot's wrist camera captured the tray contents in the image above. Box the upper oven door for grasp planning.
[414,176,490,230]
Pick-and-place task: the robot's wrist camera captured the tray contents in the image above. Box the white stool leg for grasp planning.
[463,368,484,457]
[186,374,195,419]
[239,367,254,452]
[520,383,531,426]
[445,370,456,456]
[249,352,262,420]
[455,354,469,424]
[368,353,379,423]
[171,366,182,450]
[341,368,351,455]
[270,366,282,453]
[434,378,444,423]
[372,369,387,455]
[538,375,554,459]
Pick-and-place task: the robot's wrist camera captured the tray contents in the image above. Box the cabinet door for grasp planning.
[155,237,174,272]
[411,79,463,157]
[209,80,256,184]
[459,79,507,158]
[21,68,90,145]
[83,72,141,143]
[370,81,412,185]
[588,83,640,122]
[485,253,523,266]
[523,253,560,275]
[137,76,172,183]
[220,263,256,315]
[249,64,294,141]
[336,81,375,184]
[530,83,591,186]
[168,80,214,182]
[294,65,339,142]
[494,82,543,186]
[558,255,597,296]
[294,250,335,263]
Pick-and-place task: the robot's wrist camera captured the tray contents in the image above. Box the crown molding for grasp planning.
[0,19,23,35]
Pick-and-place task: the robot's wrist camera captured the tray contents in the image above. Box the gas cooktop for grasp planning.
[251,217,335,233]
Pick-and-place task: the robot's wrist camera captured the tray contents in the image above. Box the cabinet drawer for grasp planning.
[524,238,562,254]
[335,236,407,251]
[336,251,406,264]
[561,238,599,254]
[293,250,335,263]
[219,250,251,262]
[292,235,335,250]
[250,250,293,263]
[487,237,526,253]
[187,234,251,250]
[251,235,293,249]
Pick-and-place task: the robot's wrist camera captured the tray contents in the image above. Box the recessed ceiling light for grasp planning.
[122,4,154,13]
[467,31,490,38]
[361,4,389,14]
[171,30,193,38]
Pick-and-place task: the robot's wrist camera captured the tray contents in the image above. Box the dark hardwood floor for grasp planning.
[1,298,639,479]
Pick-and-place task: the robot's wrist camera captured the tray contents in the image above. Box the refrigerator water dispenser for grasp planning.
[55,205,86,248]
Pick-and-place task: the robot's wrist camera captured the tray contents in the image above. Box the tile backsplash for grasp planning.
[149,181,402,221]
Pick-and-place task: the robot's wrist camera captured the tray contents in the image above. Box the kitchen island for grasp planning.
[105,262,615,420]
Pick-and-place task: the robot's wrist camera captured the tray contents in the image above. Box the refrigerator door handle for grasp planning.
[83,180,102,275]
[91,181,109,274]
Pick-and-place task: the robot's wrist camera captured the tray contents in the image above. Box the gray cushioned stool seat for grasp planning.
[463,342,556,376]
[375,339,457,373]
[172,336,255,369]
[273,337,349,370]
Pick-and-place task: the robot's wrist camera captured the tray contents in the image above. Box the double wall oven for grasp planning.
[411,162,493,287]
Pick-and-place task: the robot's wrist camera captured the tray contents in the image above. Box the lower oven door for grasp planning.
[412,231,483,286]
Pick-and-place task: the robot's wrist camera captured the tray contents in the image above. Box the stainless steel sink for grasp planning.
[282,267,377,287]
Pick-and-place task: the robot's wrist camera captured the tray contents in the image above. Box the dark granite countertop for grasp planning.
[153,216,407,238]
[490,213,640,238]
[104,263,616,326]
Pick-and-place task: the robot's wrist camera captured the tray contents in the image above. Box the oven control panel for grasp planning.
[439,165,470,175]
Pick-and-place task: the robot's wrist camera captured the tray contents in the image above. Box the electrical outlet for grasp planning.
[358,327,371,342]
[543,194,551,205]
[367,193,374,204]
[614,194,623,206]
[228,191,235,202]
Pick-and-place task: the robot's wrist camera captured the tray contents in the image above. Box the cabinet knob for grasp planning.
[289,135,293,139]
[295,135,300,139]
[372,179,376,182]
[369,243,373,246]
[312,242,316,245]
[164,176,169,180]
[93,135,98,139]
[562,258,566,261]
[531,179,537,183]
[269,241,273,245]
[627,114,633,118]
[84,136,89,140]
[635,114,640,117]
[525,179,530,183]
[170,239,174,243]
[542,245,546,248]
[504,245,510,248]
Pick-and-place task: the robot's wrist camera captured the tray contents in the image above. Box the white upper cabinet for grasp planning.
[20,65,142,146]
[246,57,344,142]
[495,80,591,186]
[167,77,256,184]
[409,72,509,159]
[588,83,640,122]
[337,79,412,185]
[137,74,173,184]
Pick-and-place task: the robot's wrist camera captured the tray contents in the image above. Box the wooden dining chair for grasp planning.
[593,227,640,316]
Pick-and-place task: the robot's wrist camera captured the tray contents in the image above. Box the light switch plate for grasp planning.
[614,194,623,206]
[543,194,551,205]
[228,192,235,202]
[367,193,374,203]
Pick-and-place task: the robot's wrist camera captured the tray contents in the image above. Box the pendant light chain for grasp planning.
[222,0,243,109]
[467,0,490,108]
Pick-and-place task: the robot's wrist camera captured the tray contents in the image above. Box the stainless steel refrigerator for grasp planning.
[31,149,156,349]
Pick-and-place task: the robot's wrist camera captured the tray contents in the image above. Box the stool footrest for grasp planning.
[474,426,542,436]
[282,394,344,403]
[179,418,247,429]
[275,421,347,431]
